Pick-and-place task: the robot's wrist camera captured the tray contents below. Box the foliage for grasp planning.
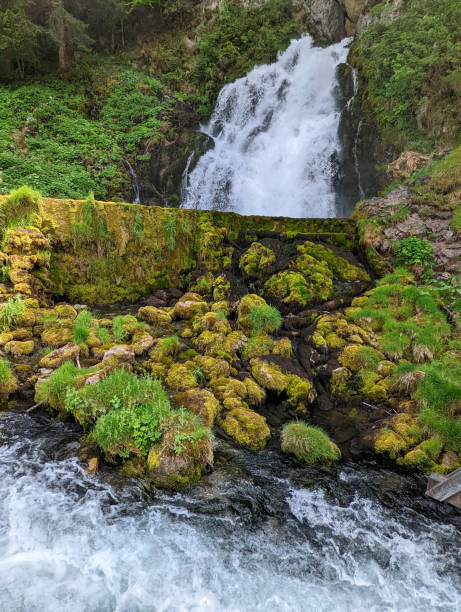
[394,358,461,452]
[194,0,304,114]
[353,271,450,362]
[0,358,14,385]
[353,0,461,147]
[248,304,282,335]
[37,361,94,407]
[281,421,341,466]
[66,370,164,426]
[0,294,26,331]
[164,215,177,251]
[394,237,433,271]
[0,70,169,199]
[73,310,92,344]
[112,315,130,342]
[71,192,110,250]
[0,185,41,239]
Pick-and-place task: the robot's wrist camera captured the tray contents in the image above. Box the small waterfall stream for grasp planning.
[124,160,141,204]
[182,35,355,218]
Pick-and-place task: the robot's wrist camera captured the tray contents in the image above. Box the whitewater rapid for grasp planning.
[182,36,351,218]
[0,412,460,611]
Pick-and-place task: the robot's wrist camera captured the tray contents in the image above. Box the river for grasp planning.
[1,410,460,611]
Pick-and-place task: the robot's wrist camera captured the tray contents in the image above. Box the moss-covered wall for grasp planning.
[27,197,356,304]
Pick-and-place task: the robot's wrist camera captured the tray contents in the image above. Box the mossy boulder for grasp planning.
[239,242,276,279]
[41,326,74,347]
[286,375,316,412]
[173,388,221,427]
[102,344,135,368]
[193,355,230,381]
[137,306,172,327]
[38,343,80,368]
[0,360,18,400]
[243,377,266,407]
[149,336,180,362]
[374,414,424,460]
[166,362,198,391]
[193,311,231,335]
[297,241,370,283]
[272,337,292,358]
[131,329,154,356]
[173,293,208,319]
[237,294,269,332]
[281,422,341,466]
[240,333,273,361]
[4,339,34,357]
[250,357,288,392]
[220,407,270,450]
[54,304,77,320]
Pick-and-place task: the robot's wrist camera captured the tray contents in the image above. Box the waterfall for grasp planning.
[181,35,351,218]
[124,160,141,205]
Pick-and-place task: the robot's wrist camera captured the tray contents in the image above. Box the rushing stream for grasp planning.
[1,411,460,611]
[182,36,354,218]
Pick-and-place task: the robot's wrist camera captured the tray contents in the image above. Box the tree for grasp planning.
[49,0,93,69]
[0,2,43,78]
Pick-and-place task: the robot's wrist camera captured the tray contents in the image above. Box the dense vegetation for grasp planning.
[0,0,305,200]
[353,0,461,150]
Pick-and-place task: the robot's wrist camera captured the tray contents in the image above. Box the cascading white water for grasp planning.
[182,35,351,218]
[1,413,460,611]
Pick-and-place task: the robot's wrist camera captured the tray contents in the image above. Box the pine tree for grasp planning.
[49,0,93,70]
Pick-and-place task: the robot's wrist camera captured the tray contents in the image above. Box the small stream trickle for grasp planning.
[0,411,460,611]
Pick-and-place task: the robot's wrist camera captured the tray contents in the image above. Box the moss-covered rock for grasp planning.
[281,421,341,466]
[193,355,230,381]
[174,388,221,427]
[137,306,172,327]
[173,293,208,319]
[243,377,266,407]
[54,304,77,320]
[131,329,154,356]
[272,337,292,358]
[4,339,34,356]
[250,358,288,392]
[239,242,276,279]
[38,343,80,368]
[237,294,269,332]
[41,326,74,347]
[166,362,198,391]
[220,407,270,450]
[286,375,316,412]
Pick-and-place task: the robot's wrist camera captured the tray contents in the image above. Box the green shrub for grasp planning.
[37,362,94,408]
[394,237,433,269]
[0,294,26,331]
[95,325,111,345]
[0,358,14,384]
[248,305,282,335]
[71,192,110,250]
[73,310,93,345]
[353,0,461,146]
[112,315,129,342]
[0,186,41,239]
[65,369,163,426]
[281,421,341,466]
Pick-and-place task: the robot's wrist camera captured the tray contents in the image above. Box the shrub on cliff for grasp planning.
[281,422,341,466]
[0,186,41,239]
[0,295,26,332]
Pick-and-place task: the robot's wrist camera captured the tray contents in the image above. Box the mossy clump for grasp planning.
[0,358,18,400]
[4,339,34,357]
[286,376,316,412]
[0,294,26,332]
[173,293,208,320]
[281,422,341,466]
[36,362,95,411]
[0,186,41,241]
[137,306,172,327]
[237,294,270,331]
[239,242,276,279]
[250,358,288,392]
[296,241,369,283]
[146,409,213,490]
[174,388,221,428]
[264,266,332,309]
[374,413,425,460]
[166,362,198,391]
[220,407,270,450]
[272,337,292,358]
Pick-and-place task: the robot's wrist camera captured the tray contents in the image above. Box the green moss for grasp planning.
[0,294,26,331]
[239,242,276,279]
[286,376,315,412]
[281,422,341,466]
[250,358,288,392]
[0,358,17,398]
[220,407,270,451]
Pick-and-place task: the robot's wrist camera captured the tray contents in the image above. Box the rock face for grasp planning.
[303,0,346,42]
